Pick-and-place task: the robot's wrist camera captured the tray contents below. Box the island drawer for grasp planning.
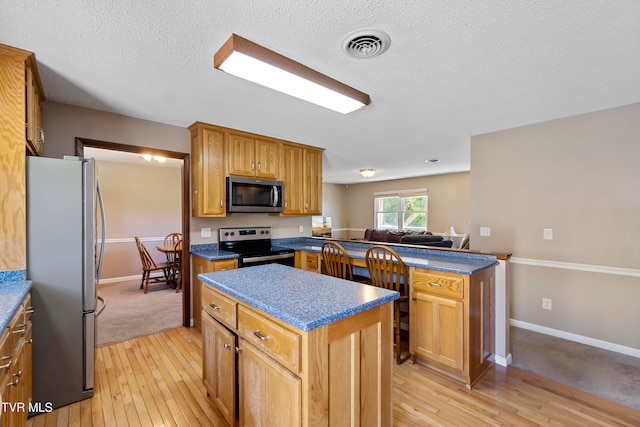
[411,269,465,299]
[202,285,237,330]
[238,306,301,374]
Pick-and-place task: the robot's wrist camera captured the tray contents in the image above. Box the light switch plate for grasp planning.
[480,227,491,237]
[201,227,211,238]
[543,228,553,240]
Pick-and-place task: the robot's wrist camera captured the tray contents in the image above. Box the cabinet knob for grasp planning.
[235,346,242,353]
[412,297,417,301]
[428,282,443,287]
[209,302,221,310]
[224,343,231,349]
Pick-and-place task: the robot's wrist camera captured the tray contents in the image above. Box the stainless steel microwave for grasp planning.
[227,176,284,213]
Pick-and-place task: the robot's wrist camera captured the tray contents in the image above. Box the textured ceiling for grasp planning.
[2,1,639,183]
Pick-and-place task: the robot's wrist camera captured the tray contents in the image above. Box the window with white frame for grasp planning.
[373,189,428,231]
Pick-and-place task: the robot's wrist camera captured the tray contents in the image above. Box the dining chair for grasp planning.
[170,239,183,293]
[164,232,182,247]
[321,241,354,280]
[134,236,171,293]
[365,244,410,364]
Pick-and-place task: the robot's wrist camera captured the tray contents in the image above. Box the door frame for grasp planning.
[75,137,192,327]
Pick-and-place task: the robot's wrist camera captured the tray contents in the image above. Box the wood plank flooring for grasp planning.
[27,327,640,427]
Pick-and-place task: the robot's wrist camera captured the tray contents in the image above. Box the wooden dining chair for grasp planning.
[170,239,183,293]
[134,236,171,293]
[365,244,410,364]
[321,241,354,280]
[164,232,182,247]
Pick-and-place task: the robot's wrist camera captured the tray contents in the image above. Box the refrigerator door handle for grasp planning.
[96,295,106,317]
[96,180,106,282]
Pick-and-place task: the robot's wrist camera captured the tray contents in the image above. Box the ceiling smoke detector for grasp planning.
[341,30,390,59]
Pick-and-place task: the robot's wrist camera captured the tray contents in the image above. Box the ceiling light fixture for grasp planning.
[142,154,167,163]
[360,168,376,178]
[425,158,442,163]
[214,34,370,114]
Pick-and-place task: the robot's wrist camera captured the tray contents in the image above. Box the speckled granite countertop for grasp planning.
[198,264,398,332]
[282,238,498,275]
[0,281,31,331]
[191,238,498,275]
[190,244,239,261]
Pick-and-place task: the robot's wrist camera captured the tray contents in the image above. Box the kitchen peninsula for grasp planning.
[198,264,398,426]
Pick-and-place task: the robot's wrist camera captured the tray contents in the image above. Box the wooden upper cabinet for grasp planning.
[303,148,323,215]
[25,64,44,155]
[189,123,226,217]
[227,132,278,179]
[280,145,323,216]
[280,144,305,215]
[189,121,323,217]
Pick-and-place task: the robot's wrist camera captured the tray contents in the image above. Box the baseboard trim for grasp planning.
[495,353,512,367]
[510,319,640,359]
[98,274,142,285]
[510,257,640,278]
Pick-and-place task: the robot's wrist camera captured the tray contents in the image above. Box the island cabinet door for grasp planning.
[410,290,464,371]
[202,313,236,427]
[238,338,301,427]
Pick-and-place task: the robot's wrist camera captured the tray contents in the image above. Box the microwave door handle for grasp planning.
[272,185,279,207]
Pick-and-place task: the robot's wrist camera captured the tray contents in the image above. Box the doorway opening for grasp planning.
[75,137,192,328]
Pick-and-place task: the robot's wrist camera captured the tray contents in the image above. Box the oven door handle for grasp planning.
[243,253,294,263]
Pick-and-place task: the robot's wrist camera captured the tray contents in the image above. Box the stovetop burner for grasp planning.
[218,227,295,268]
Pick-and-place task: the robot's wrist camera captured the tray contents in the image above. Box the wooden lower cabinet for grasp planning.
[201,285,393,426]
[409,267,494,389]
[202,311,236,427]
[294,250,321,273]
[239,339,301,427]
[192,256,238,331]
[0,293,33,427]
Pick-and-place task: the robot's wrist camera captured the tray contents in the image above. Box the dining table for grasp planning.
[156,243,181,288]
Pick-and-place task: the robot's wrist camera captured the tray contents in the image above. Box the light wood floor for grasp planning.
[27,327,640,427]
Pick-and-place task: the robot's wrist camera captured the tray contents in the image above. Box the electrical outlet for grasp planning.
[542,298,552,310]
[543,228,553,240]
[480,227,491,237]
[299,225,304,233]
[201,227,211,238]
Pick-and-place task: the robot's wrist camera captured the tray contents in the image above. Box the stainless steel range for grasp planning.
[219,227,295,268]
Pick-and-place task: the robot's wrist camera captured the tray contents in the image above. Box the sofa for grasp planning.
[362,228,454,248]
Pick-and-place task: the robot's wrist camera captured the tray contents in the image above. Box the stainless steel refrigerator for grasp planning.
[26,156,106,411]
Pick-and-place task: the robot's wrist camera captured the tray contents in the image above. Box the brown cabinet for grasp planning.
[227,133,279,179]
[0,293,33,427]
[192,255,238,331]
[202,308,236,427]
[201,284,393,426]
[25,64,44,155]
[280,145,323,216]
[294,250,321,273]
[0,44,45,158]
[189,123,227,217]
[189,121,324,217]
[0,44,45,271]
[409,267,494,388]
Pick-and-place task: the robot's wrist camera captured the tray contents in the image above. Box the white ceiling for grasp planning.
[2,1,639,183]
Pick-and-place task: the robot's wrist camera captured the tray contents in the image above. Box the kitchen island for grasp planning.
[198,264,398,427]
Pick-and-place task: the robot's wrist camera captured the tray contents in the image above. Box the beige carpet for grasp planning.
[511,326,640,410]
[96,279,182,347]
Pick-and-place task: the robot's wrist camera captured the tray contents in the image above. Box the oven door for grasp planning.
[240,252,295,268]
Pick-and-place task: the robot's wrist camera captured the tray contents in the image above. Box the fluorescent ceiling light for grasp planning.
[214,34,370,114]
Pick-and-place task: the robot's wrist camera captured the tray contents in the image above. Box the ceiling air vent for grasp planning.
[341,30,390,59]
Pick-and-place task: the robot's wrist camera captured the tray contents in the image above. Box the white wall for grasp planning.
[470,102,640,352]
